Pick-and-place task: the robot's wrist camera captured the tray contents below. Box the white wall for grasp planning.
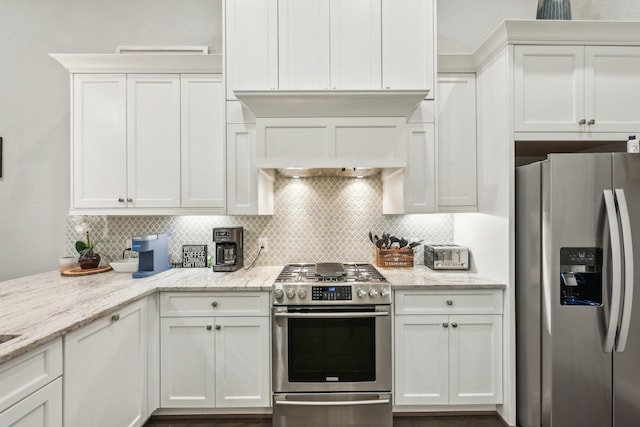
[0,0,221,281]
[438,0,640,54]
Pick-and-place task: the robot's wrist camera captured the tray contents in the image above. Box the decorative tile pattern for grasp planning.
[66,174,453,266]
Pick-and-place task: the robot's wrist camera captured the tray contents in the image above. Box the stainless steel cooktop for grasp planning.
[273,262,391,305]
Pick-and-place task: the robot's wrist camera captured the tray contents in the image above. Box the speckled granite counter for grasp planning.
[0,266,281,364]
[0,265,503,364]
[379,266,505,290]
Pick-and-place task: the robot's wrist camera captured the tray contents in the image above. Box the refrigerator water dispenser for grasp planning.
[560,247,602,306]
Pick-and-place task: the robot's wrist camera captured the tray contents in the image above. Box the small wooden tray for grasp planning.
[61,265,112,277]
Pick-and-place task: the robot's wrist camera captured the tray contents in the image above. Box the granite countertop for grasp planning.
[0,265,503,364]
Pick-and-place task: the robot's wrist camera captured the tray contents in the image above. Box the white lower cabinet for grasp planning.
[0,339,63,427]
[394,290,503,406]
[159,292,270,409]
[0,378,62,427]
[64,298,148,427]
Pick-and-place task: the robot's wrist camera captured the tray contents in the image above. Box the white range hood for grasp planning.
[234,89,429,118]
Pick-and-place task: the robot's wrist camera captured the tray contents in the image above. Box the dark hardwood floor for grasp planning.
[144,414,506,427]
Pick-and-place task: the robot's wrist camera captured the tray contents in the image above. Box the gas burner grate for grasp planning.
[276,263,388,284]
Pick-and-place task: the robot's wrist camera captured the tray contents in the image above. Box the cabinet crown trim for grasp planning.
[50,53,223,73]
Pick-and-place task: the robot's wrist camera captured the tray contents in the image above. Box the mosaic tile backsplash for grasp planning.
[66,173,453,267]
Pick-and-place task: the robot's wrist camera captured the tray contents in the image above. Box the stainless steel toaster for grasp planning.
[424,244,469,270]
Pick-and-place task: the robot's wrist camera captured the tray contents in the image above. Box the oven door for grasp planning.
[272,305,391,393]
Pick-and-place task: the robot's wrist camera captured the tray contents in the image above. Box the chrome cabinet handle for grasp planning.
[211,301,218,308]
[118,198,125,203]
[206,325,212,331]
[587,119,595,125]
[578,119,586,125]
[451,322,458,328]
[127,198,133,202]
[215,325,221,331]
[111,314,120,322]
[443,322,449,328]
[446,300,453,306]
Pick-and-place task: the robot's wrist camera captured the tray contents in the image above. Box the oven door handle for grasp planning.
[274,312,389,319]
[274,398,390,407]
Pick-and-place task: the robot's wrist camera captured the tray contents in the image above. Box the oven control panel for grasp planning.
[273,284,391,305]
[312,285,352,301]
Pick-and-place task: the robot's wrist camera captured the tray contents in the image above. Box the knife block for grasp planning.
[375,247,414,268]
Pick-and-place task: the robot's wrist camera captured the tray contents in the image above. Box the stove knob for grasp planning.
[369,288,378,298]
[380,288,389,298]
[297,288,308,299]
[274,288,284,300]
[357,288,367,298]
[286,288,296,299]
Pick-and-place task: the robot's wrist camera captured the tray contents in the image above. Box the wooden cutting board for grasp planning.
[61,265,112,277]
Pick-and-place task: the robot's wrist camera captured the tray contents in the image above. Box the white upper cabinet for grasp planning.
[382,0,435,93]
[436,74,477,211]
[57,53,225,215]
[181,75,225,209]
[228,0,433,93]
[515,45,640,135]
[278,0,331,90]
[330,0,382,89]
[514,45,584,133]
[278,0,381,90]
[74,73,182,210]
[127,74,181,208]
[585,46,640,132]
[73,74,128,209]
[225,0,278,99]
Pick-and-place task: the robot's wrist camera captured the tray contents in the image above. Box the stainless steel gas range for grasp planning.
[271,262,392,427]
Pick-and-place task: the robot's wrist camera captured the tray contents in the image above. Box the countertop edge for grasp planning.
[0,267,505,364]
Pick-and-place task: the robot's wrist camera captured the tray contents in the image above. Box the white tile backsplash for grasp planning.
[66,173,453,266]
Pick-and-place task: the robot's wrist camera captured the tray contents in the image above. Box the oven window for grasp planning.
[288,317,375,382]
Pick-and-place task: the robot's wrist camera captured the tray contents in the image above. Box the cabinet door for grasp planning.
[585,46,640,132]
[227,124,274,215]
[181,75,225,209]
[405,123,436,213]
[278,0,330,89]
[448,314,503,405]
[394,315,449,405]
[437,74,477,210]
[214,317,270,407]
[225,0,278,99]
[127,75,181,208]
[329,0,381,89]
[160,317,216,408]
[72,74,127,209]
[0,378,62,427]
[514,45,584,132]
[382,0,435,92]
[64,299,147,427]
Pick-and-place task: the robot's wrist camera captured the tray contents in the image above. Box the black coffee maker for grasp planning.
[213,227,244,272]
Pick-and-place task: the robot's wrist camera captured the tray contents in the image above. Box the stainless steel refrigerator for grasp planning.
[516,153,640,427]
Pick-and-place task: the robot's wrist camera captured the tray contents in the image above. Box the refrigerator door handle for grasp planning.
[615,188,634,352]
[604,189,623,353]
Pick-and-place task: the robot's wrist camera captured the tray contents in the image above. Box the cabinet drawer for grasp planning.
[0,338,63,413]
[394,289,503,315]
[160,292,269,317]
